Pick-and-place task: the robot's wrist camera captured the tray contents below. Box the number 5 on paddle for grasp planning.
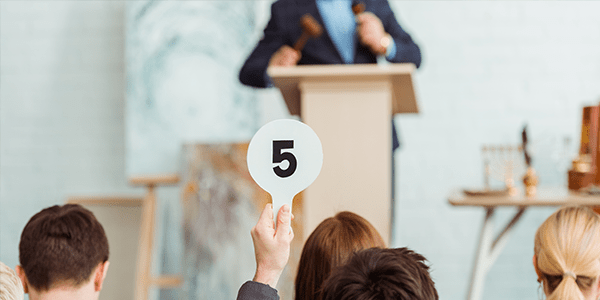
[247,119,323,226]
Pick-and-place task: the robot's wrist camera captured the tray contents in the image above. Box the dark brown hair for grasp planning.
[295,211,385,300]
[18,204,109,291]
[320,247,439,300]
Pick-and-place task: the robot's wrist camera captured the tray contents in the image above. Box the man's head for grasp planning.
[16,204,109,297]
[320,247,438,300]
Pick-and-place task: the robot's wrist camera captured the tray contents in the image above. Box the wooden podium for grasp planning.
[268,63,418,244]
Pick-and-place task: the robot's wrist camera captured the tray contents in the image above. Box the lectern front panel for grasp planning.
[299,79,392,244]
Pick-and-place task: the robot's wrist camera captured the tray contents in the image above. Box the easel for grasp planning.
[67,174,182,300]
[130,175,182,300]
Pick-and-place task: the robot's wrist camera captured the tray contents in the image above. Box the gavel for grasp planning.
[352,1,365,15]
[293,14,323,52]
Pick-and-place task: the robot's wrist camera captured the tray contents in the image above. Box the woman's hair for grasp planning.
[0,261,24,300]
[294,211,385,300]
[534,206,600,300]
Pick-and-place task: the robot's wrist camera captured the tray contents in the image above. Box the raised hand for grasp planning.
[251,203,294,288]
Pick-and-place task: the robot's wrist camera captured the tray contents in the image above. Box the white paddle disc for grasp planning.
[247,119,323,224]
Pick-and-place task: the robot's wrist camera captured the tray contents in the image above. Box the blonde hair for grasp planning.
[534,206,600,300]
[0,261,24,300]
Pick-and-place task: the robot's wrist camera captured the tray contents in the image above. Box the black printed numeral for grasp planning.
[273,140,297,178]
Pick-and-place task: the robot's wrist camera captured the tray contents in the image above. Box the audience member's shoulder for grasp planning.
[237,281,279,300]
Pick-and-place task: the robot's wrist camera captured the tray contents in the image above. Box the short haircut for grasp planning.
[18,204,109,291]
[295,211,385,300]
[0,261,24,300]
[320,247,439,300]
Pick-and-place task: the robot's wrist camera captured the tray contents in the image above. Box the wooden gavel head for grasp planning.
[294,14,323,51]
[352,1,365,15]
[300,14,322,38]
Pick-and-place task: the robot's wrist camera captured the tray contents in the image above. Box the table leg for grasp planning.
[467,207,494,300]
[466,207,527,300]
[489,208,526,265]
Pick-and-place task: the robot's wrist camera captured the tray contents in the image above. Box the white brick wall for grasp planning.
[2,1,600,300]
[390,1,600,299]
[0,2,140,299]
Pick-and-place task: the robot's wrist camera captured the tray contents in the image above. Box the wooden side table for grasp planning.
[448,188,600,300]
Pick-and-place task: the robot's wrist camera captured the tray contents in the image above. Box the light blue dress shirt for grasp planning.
[316,0,396,63]
[316,0,356,64]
